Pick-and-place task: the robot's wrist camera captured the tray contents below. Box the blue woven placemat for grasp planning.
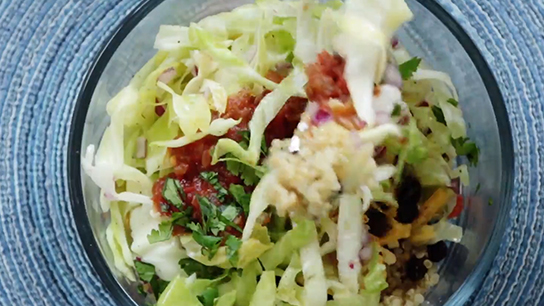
[0,0,541,305]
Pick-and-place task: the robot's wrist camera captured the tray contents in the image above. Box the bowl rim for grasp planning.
[67,0,514,305]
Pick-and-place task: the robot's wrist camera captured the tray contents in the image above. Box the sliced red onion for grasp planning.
[191,66,199,77]
[158,67,177,84]
[136,137,147,159]
[391,37,399,49]
[383,63,403,89]
[312,109,332,126]
[418,101,430,107]
[155,98,166,116]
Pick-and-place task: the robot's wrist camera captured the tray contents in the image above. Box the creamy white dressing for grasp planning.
[130,205,186,281]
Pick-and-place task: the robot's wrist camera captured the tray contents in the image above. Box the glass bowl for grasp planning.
[68,0,514,305]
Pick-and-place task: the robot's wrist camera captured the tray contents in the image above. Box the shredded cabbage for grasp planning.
[213,67,308,166]
[259,219,315,270]
[299,226,327,306]
[277,254,304,305]
[336,194,364,293]
[249,271,276,306]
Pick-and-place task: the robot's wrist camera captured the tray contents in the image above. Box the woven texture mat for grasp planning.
[0,0,542,305]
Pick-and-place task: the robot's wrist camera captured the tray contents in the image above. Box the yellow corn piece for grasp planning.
[412,188,455,228]
[378,220,412,246]
[410,225,436,245]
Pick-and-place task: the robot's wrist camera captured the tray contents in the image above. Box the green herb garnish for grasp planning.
[147,222,173,244]
[229,184,251,216]
[447,98,459,107]
[225,235,242,266]
[162,177,186,209]
[134,261,170,300]
[198,287,219,306]
[451,137,480,166]
[391,104,402,116]
[135,261,156,282]
[431,105,446,125]
[200,171,228,201]
[398,57,421,80]
[178,258,225,279]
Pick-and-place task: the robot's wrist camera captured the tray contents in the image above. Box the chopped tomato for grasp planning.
[305,51,350,104]
[448,195,464,219]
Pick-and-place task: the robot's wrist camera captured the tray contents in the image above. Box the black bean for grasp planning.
[427,241,448,262]
[396,204,420,224]
[366,208,391,237]
[395,175,422,224]
[405,257,428,282]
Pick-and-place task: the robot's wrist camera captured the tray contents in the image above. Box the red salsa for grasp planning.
[152,70,307,236]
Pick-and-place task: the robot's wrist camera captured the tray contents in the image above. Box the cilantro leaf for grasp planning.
[198,287,219,306]
[192,230,222,259]
[391,104,402,116]
[178,258,225,279]
[135,261,156,282]
[447,98,459,107]
[398,57,421,80]
[431,105,446,125]
[150,279,170,300]
[171,210,192,227]
[229,184,251,216]
[451,137,480,166]
[162,178,186,209]
[137,284,147,297]
[147,222,173,244]
[218,206,243,233]
[225,235,242,266]
[225,157,264,186]
[196,196,222,233]
[134,261,170,300]
[200,171,228,202]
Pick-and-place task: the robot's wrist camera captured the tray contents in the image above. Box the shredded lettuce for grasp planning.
[299,227,327,306]
[156,275,202,306]
[259,219,315,270]
[277,254,304,305]
[216,290,237,306]
[336,194,364,293]
[236,261,261,306]
[249,271,276,306]
[242,174,274,240]
[106,202,135,281]
[154,25,191,51]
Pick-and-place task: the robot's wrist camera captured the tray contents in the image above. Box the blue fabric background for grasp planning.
[0,0,541,305]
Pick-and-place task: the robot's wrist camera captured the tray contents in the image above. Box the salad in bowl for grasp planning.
[82,0,479,305]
